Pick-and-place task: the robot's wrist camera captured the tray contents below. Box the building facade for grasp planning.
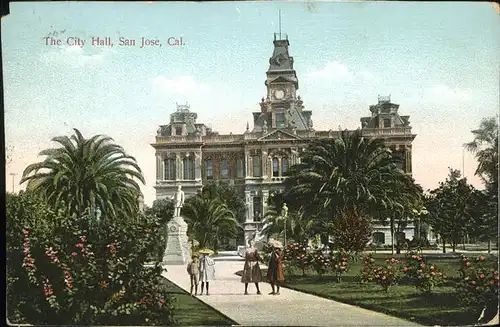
[151,33,416,246]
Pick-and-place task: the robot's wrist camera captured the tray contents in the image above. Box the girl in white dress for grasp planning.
[199,253,215,295]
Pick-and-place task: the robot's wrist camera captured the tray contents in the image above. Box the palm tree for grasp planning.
[20,128,145,219]
[182,194,240,251]
[260,206,317,244]
[286,129,414,222]
[464,116,499,190]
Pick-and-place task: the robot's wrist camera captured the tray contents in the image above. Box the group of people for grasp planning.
[186,252,216,296]
[186,238,285,296]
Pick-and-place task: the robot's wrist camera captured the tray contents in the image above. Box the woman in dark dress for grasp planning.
[266,241,285,295]
[241,239,263,295]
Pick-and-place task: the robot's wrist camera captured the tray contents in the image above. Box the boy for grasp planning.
[187,254,200,296]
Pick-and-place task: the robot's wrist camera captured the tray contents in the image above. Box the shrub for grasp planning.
[7,192,176,326]
[359,253,376,283]
[328,209,372,253]
[310,249,331,276]
[455,255,499,311]
[373,258,402,292]
[283,242,311,276]
[331,252,349,282]
[402,252,445,294]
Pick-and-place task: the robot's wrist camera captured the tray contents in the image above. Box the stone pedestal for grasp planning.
[162,215,190,265]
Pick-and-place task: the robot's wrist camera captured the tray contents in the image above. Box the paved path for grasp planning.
[162,258,422,326]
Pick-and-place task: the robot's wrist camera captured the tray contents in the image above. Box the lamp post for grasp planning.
[9,173,17,193]
[281,203,288,247]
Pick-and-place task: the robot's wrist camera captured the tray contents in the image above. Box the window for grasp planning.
[221,159,230,179]
[236,158,244,178]
[373,232,385,245]
[183,157,194,180]
[272,158,279,177]
[205,159,213,179]
[275,113,285,128]
[164,158,176,180]
[395,232,406,244]
[281,157,289,176]
[383,119,391,128]
[253,197,262,222]
[252,155,261,177]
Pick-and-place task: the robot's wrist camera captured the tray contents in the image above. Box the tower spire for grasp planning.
[279,9,282,39]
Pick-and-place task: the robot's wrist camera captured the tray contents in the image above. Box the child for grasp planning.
[187,254,200,296]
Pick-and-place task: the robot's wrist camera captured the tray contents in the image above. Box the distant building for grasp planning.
[151,33,416,246]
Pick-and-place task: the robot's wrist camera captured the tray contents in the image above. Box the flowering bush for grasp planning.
[7,192,176,325]
[455,255,499,311]
[372,258,402,292]
[331,252,349,282]
[402,252,445,294]
[310,249,331,276]
[283,242,311,276]
[359,254,376,283]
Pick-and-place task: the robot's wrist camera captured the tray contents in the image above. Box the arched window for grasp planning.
[221,159,230,179]
[373,232,385,245]
[236,158,244,178]
[183,157,194,180]
[281,157,289,176]
[272,158,279,177]
[205,159,213,180]
[164,158,176,180]
[252,155,261,177]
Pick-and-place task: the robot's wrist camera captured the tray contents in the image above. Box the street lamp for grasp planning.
[281,203,288,247]
[9,173,17,193]
[95,207,102,222]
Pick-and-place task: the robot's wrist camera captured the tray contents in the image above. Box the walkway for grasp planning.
[162,256,422,326]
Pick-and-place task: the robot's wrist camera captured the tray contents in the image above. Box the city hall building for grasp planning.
[151,33,416,246]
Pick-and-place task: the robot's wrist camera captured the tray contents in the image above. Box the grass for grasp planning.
[244,253,498,326]
[161,278,236,326]
[8,277,236,326]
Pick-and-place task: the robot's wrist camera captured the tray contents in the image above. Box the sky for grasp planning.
[2,1,499,206]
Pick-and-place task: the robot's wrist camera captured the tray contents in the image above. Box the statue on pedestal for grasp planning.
[173,185,185,217]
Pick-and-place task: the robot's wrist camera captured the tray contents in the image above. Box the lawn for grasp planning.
[161,278,236,326]
[246,252,498,326]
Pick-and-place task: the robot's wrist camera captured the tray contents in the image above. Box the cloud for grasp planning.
[427,85,473,102]
[308,61,353,81]
[41,45,109,67]
[151,76,211,95]
[307,62,376,84]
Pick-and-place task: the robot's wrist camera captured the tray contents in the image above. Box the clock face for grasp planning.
[169,225,177,232]
[274,89,285,100]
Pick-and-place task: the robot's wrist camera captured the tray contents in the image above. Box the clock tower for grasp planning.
[252,33,313,132]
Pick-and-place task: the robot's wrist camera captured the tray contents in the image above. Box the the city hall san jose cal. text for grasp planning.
[44,36,185,48]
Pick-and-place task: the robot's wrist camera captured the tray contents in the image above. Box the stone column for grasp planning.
[262,189,269,217]
[405,145,412,173]
[245,190,252,222]
[278,157,282,177]
[176,153,181,180]
[262,149,268,178]
[156,154,161,181]
[194,151,202,180]
[245,150,251,177]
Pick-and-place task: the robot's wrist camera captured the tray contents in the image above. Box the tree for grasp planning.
[182,193,240,251]
[20,128,145,219]
[425,168,476,253]
[327,208,372,254]
[283,129,419,251]
[6,192,176,325]
[464,116,499,193]
[260,204,318,245]
[200,181,246,223]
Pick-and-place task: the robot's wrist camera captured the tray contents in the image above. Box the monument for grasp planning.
[163,185,190,265]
